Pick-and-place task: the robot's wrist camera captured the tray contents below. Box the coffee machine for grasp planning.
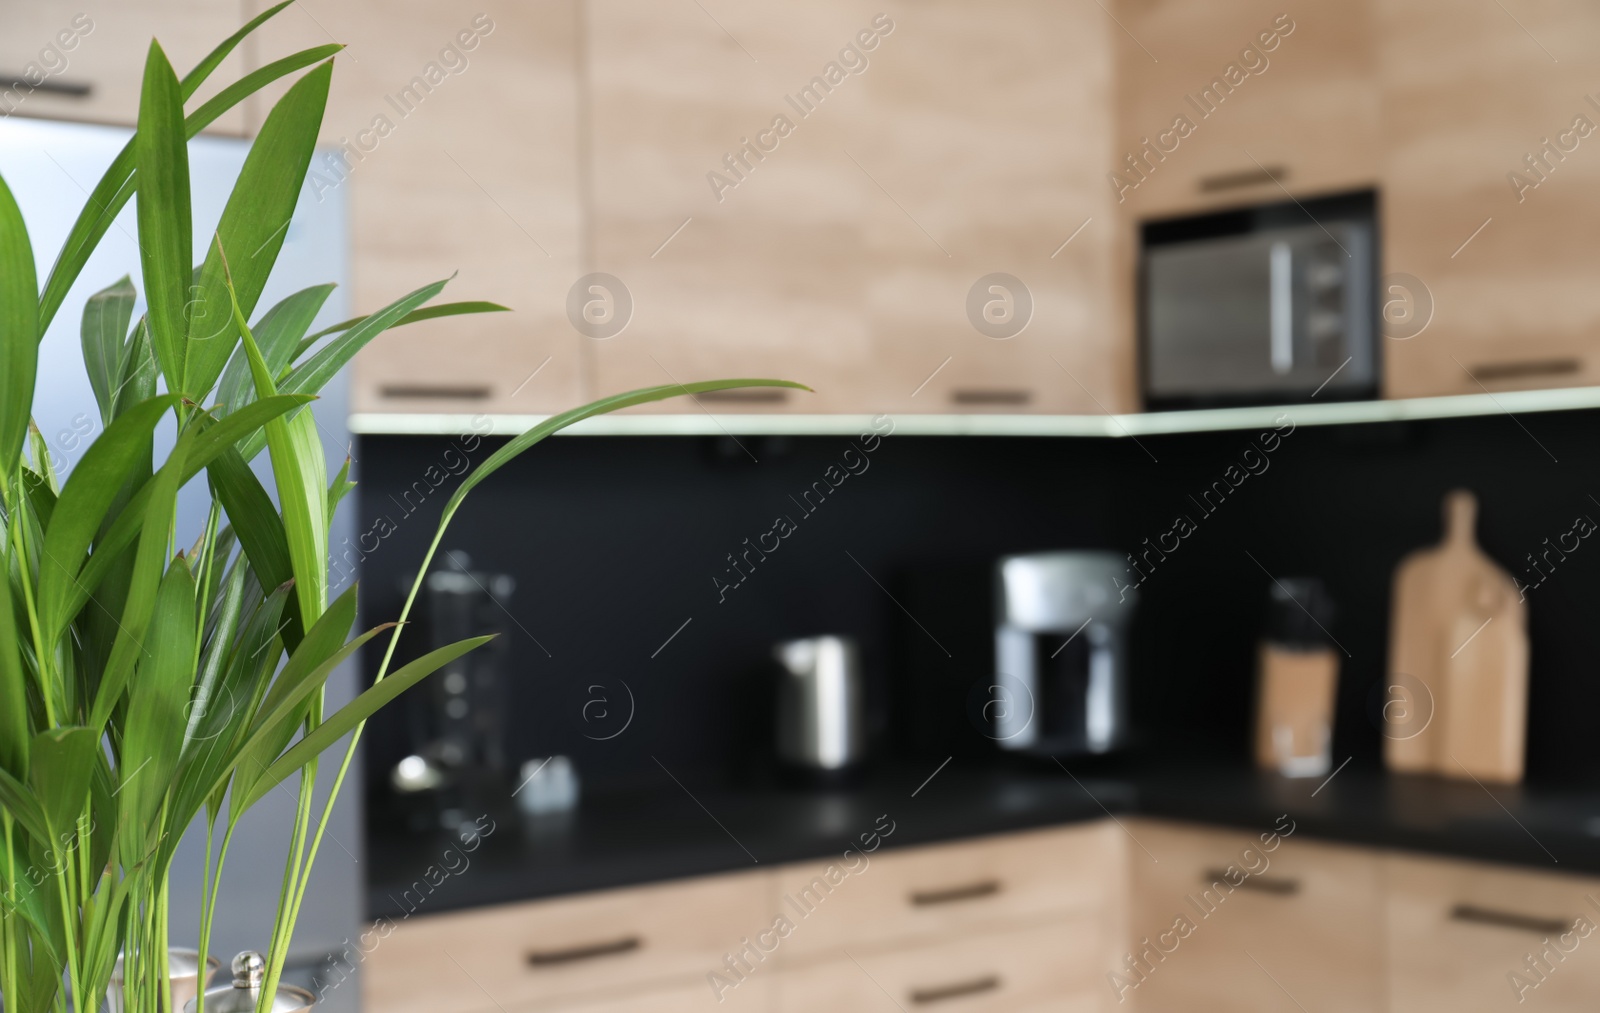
[991,552,1136,756]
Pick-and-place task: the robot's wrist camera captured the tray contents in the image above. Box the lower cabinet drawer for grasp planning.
[550,975,771,1012]
[363,870,770,1013]
[1123,819,1384,1012]
[1386,853,1600,1012]
[772,822,1122,960]
[776,917,1106,1012]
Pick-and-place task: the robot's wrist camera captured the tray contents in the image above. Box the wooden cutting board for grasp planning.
[1385,490,1528,783]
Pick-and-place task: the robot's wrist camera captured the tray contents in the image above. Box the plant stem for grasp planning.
[8,477,53,726]
[2,813,17,1013]
[196,822,237,1013]
[257,738,316,1013]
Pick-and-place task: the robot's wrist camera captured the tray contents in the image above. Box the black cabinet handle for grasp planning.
[378,383,491,401]
[1198,166,1287,192]
[525,936,641,967]
[910,974,1000,1004]
[948,389,1032,406]
[1450,904,1572,936]
[1470,358,1581,382]
[1196,165,1292,191]
[1201,869,1300,896]
[909,879,1001,906]
[697,388,790,403]
[0,76,91,98]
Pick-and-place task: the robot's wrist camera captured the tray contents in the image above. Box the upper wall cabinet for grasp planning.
[586,0,1127,414]
[1379,0,1600,399]
[1109,0,1380,219]
[0,1,250,133]
[251,0,583,416]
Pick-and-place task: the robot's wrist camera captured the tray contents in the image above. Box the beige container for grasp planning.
[1255,643,1340,777]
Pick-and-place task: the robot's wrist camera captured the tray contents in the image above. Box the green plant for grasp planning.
[0,9,803,1013]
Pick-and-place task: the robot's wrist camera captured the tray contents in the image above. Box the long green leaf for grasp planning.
[230,624,382,813]
[178,1,295,101]
[219,285,335,414]
[58,395,312,631]
[225,266,327,621]
[38,45,341,334]
[36,395,180,643]
[0,765,47,841]
[87,429,191,730]
[206,449,296,630]
[168,579,287,830]
[448,379,811,515]
[295,300,510,354]
[185,63,332,398]
[0,523,27,778]
[251,585,355,727]
[113,317,157,418]
[246,635,492,809]
[79,277,135,426]
[134,41,191,396]
[280,278,449,396]
[27,728,99,840]
[237,279,461,462]
[117,560,197,859]
[0,170,38,477]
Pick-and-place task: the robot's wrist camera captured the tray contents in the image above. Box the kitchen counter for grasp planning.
[365,758,1600,921]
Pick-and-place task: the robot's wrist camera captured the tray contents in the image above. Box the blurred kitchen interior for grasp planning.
[9,0,1600,1009]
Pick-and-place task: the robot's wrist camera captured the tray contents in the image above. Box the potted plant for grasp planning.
[0,7,802,1013]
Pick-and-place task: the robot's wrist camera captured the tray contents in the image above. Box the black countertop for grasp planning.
[366,758,1600,921]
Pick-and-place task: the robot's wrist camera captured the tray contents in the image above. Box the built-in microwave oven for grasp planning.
[1140,191,1378,409]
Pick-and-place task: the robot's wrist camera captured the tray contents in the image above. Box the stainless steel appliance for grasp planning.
[774,635,866,776]
[1141,192,1377,408]
[992,552,1136,756]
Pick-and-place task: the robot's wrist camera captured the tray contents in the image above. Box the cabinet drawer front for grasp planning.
[1387,854,1600,1012]
[553,974,770,1013]
[773,822,1121,959]
[364,871,769,1013]
[777,917,1105,1012]
[1124,820,1383,1012]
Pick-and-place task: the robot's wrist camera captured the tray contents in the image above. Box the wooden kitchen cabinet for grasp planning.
[586,0,1126,415]
[1122,820,1385,1012]
[249,0,584,416]
[1109,0,1380,219]
[363,869,771,1013]
[1386,853,1600,1012]
[557,975,770,1013]
[0,1,249,132]
[776,917,1107,1012]
[772,822,1123,962]
[1378,0,1600,398]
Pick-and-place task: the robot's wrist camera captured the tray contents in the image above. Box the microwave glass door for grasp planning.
[1144,222,1372,404]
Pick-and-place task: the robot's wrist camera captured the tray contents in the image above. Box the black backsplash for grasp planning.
[355,407,1600,792]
